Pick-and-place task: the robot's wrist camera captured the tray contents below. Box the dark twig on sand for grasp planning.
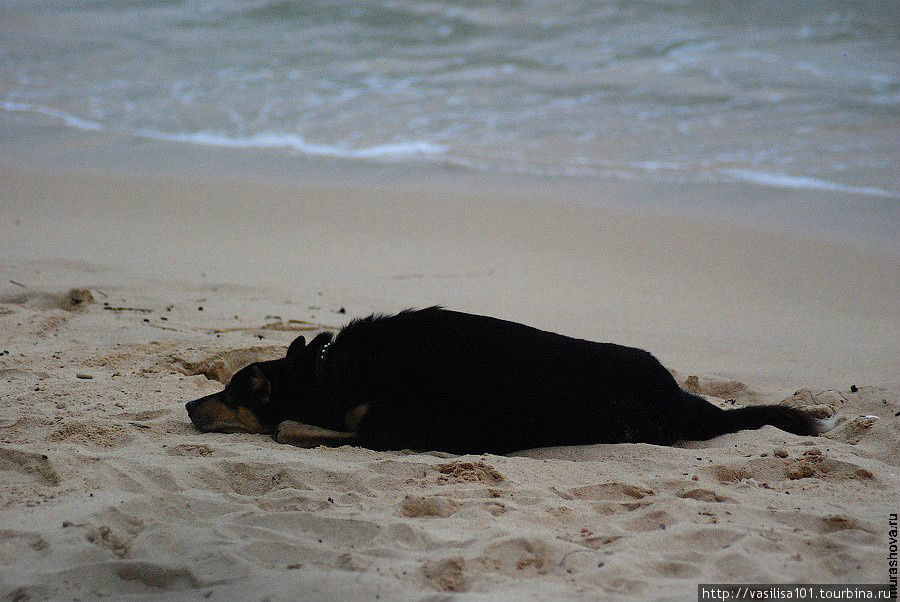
[210,319,329,334]
[144,322,183,332]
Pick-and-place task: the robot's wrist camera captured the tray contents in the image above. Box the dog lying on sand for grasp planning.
[185,307,826,454]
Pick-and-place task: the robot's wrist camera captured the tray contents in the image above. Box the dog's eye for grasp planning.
[223,378,268,409]
[221,389,240,408]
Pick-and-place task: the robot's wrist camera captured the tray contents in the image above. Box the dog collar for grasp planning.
[315,340,333,381]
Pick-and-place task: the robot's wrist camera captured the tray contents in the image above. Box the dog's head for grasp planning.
[185,333,329,434]
[184,362,276,434]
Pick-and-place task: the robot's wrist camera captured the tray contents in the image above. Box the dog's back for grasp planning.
[326,308,727,452]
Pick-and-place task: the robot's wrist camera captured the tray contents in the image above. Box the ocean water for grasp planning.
[1,0,897,198]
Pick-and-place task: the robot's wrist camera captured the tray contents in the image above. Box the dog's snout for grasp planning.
[185,393,217,415]
[183,391,260,434]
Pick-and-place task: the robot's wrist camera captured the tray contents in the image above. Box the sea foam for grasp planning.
[134,129,448,160]
[720,168,899,199]
[1,102,106,131]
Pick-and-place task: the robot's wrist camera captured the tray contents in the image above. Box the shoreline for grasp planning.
[2,118,897,255]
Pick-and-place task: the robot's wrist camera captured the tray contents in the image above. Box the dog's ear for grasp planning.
[307,332,332,350]
[286,336,306,360]
[286,333,332,367]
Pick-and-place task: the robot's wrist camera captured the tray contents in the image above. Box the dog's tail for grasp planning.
[679,390,833,441]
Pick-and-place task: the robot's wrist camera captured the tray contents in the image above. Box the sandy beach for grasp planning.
[1,124,898,600]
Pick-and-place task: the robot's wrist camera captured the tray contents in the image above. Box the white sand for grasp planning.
[0,154,897,600]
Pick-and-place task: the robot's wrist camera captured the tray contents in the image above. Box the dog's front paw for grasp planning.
[273,420,358,448]
[274,420,305,445]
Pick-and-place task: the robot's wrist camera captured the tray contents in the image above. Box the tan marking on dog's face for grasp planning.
[235,406,266,433]
[343,403,369,431]
[186,394,267,434]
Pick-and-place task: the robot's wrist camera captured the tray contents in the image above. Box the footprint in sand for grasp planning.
[434,461,504,485]
[400,494,501,518]
[47,420,133,449]
[783,454,878,481]
[86,524,132,558]
[197,461,314,496]
[0,368,51,382]
[650,559,702,579]
[423,537,553,592]
[4,584,51,602]
[0,446,60,486]
[225,512,380,550]
[826,415,879,445]
[623,509,676,532]
[570,482,656,515]
[569,482,655,501]
[669,526,745,550]
[709,453,876,485]
[820,514,876,535]
[400,495,460,518]
[677,488,735,503]
[423,556,468,592]
[476,537,551,576]
[781,388,845,419]
[0,288,94,312]
[0,289,94,338]
[682,375,755,403]
[0,528,50,563]
[114,561,200,589]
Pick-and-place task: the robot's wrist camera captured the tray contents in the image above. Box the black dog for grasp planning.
[185,307,824,453]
